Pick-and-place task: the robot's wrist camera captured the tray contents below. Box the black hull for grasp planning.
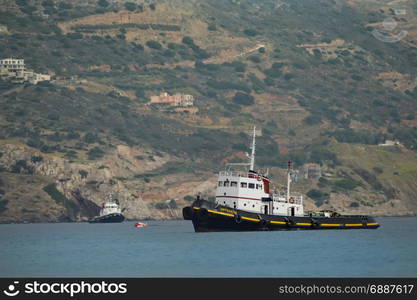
[183,200,379,232]
[89,213,125,223]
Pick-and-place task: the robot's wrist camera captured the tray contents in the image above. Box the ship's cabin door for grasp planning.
[288,207,295,216]
[263,205,268,215]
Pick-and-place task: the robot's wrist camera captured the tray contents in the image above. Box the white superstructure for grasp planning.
[214,127,304,217]
[99,202,121,216]
[99,194,122,216]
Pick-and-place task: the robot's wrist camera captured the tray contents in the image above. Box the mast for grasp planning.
[287,160,292,201]
[249,126,256,171]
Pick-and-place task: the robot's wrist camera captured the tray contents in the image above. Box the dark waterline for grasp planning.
[0,217,416,277]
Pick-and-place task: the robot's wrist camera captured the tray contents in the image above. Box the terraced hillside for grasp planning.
[0,0,416,222]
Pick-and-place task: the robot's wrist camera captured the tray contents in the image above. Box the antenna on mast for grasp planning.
[249,126,256,171]
[287,160,292,201]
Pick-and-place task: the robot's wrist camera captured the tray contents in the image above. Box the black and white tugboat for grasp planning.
[183,127,380,232]
[89,194,125,223]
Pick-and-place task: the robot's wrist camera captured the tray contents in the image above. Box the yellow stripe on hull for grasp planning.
[345,224,363,227]
[296,223,311,226]
[241,216,260,222]
[320,223,341,227]
[270,221,286,225]
[207,209,234,217]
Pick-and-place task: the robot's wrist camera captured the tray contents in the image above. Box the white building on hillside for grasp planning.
[15,70,51,84]
[0,58,51,84]
[0,58,25,73]
[150,92,194,106]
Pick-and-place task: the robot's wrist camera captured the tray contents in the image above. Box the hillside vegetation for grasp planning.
[0,0,417,222]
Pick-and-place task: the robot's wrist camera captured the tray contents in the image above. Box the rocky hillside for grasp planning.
[0,140,218,222]
[1,0,417,222]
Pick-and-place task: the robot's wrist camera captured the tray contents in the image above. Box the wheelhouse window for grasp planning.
[241,182,247,188]
[248,183,255,189]
[230,181,238,187]
[256,184,259,189]
[224,180,230,187]
[218,181,223,187]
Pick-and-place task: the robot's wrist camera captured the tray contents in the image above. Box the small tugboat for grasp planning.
[183,127,380,232]
[89,194,125,223]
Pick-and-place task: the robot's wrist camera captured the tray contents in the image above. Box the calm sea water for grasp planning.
[0,217,416,277]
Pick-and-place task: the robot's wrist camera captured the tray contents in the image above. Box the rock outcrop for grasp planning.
[0,142,208,222]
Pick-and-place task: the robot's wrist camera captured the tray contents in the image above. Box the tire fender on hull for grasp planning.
[310,218,319,228]
[284,217,294,227]
[259,219,268,228]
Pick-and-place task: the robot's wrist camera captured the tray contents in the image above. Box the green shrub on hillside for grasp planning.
[182,36,194,45]
[31,156,43,163]
[79,170,88,179]
[83,133,100,144]
[248,73,266,92]
[332,178,361,191]
[208,24,217,31]
[329,129,384,145]
[11,160,33,174]
[243,29,257,36]
[41,0,54,7]
[0,200,8,213]
[248,55,261,63]
[168,199,177,208]
[233,92,254,106]
[350,202,359,208]
[65,150,77,159]
[303,115,322,125]
[87,147,105,160]
[146,40,162,50]
[313,49,322,58]
[307,189,329,206]
[16,0,29,6]
[98,0,109,7]
[184,195,195,202]
[230,61,246,73]
[310,148,337,165]
[263,67,282,78]
[207,80,251,93]
[124,2,137,11]
[58,2,73,9]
